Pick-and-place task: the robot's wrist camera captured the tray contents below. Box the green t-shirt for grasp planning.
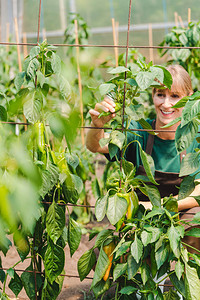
[107,119,200,179]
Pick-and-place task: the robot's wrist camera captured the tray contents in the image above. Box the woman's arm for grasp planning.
[86,96,116,153]
[178,179,200,211]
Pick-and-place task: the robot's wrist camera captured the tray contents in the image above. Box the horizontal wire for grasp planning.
[0,41,200,50]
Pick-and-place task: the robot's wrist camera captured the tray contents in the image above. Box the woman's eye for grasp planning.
[171,94,180,98]
[157,93,164,97]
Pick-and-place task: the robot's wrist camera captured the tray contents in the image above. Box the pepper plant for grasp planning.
[159,21,200,90]
[0,41,84,299]
[78,60,200,299]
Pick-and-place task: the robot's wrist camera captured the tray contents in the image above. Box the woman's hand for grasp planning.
[89,95,116,127]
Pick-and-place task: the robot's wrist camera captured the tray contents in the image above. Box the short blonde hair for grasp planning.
[153,64,193,96]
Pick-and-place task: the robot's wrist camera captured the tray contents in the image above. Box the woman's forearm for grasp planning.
[86,122,109,153]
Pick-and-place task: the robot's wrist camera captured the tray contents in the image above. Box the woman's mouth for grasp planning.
[161,110,174,116]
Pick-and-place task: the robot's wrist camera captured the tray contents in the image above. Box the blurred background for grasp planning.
[0,0,199,63]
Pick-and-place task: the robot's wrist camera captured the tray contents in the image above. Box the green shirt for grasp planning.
[107,119,200,179]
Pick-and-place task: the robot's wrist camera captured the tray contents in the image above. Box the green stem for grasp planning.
[182,241,200,254]
[156,270,175,285]
[115,282,119,300]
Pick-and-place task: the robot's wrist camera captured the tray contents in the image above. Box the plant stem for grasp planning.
[182,241,200,254]
[156,270,175,285]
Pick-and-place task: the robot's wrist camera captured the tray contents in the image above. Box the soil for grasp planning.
[1,156,112,300]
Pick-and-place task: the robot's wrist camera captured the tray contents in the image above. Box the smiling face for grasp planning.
[153,87,185,127]
[152,65,193,133]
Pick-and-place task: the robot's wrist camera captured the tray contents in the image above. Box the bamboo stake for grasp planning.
[6,23,10,52]
[112,18,118,67]
[174,12,178,27]
[148,23,154,63]
[23,32,28,58]
[74,19,85,146]
[42,28,47,41]
[14,17,22,72]
[14,17,27,131]
[178,15,184,28]
[116,21,119,57]
[188,8,191,25]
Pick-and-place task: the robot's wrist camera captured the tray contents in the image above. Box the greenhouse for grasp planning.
[0,0,200,299]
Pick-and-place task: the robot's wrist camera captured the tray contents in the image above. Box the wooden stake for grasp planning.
[6,23,10,52]
[174,12,178,27]
[14,17,22,72]
[178,15,184,28]
[74,19,85,146]
[23,32,28,58]
[112,18,118,67]
[148,23,154,63]
[42,28,47,41]
[15,17,27,131]
[188,8,191,25]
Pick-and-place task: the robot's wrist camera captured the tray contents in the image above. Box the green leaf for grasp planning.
[136,71,155,90]
[44,241,65,283]
[162,117,181,128]
[23,90,42,123]
[146,227,162,243]
[150,66,164,83]
[91,246,110,287]
[178,175,195,200]
[138,118,156,135]
[141,262,151,285]
[14,72,26,90]
[108,66,129,74]
[185,262,200,299]
[155,66,172,89]
[175,260,184,280]
[78,249,96,281]
[67,216,82,256]
[113,263,127,282]
[181,99,200,127]
[125,104,144,121]
[29,46,40,58]
[115,241,132,260]
[21,265,43,300]
[106,194,128,225]
[110,130,125,150]
[94,229,113,249]
[168,225,181,258]
[175,120,199,153]
[141,230,152,247]
[120,286,137,295]
[8,272,23,297]
[139,146,157,185]
[26,57,40,78]
[0,105,7,122]
[46,201,65,244]
[185,227,200,237]
[127,255,141,280]
[179,153,200,177]
[108,143,119,160]
[92,279,111,298]
[51,52,61,74]
[99,83,116,95]
[155,243,168,269]
[169,273,186,298]
[59,75,71,100]
[163,289,180,300]
[95,194,108,221]
[130,233,143,263]
[65,153,79,169]
[41,279,60,300]
[143,184,161,207]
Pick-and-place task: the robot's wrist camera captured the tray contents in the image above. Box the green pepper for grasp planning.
[98,102,122,118]
[127,190,139,221]
[34,122,45,153]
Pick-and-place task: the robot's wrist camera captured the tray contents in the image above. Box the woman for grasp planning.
[86,65,200,213]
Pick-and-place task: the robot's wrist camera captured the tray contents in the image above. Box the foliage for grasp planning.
[0,41,84,299]
[159,21,200,90]
[78,62,200,299]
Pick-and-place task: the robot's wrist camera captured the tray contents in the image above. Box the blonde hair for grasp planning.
[153,64,193,96]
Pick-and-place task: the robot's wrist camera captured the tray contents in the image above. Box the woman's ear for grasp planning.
[189,91,194,96]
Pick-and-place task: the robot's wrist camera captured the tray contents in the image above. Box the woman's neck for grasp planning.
[155,119,180,140]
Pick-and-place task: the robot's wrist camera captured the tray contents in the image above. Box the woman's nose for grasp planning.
[162,97,172,108]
